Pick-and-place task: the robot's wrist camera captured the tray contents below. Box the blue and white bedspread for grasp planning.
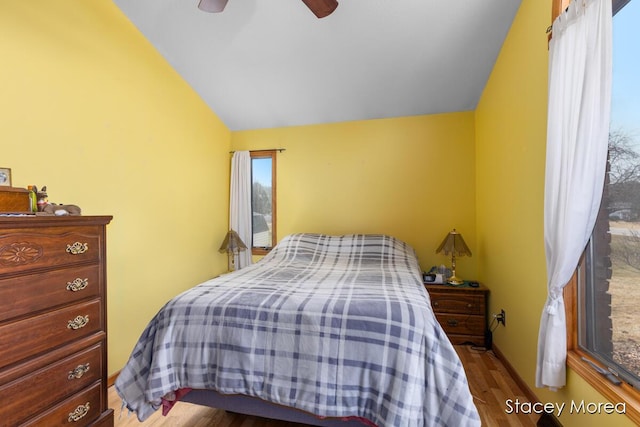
[115,233,480,426]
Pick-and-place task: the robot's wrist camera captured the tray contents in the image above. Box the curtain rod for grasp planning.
[229,148,286,154]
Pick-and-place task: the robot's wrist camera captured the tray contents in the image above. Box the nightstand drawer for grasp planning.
[435,313,485,336]
[430,294,485,315]
[425,283,489,347]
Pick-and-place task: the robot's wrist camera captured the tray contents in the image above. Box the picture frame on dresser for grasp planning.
[0,167,11,187]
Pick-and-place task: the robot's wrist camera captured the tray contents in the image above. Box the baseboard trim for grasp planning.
[108,370,120,388]
[491,344,563,427]
[492,343,539,403]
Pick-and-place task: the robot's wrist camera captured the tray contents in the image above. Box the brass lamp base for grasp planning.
[226,252,238,273]
[447,275,464,285]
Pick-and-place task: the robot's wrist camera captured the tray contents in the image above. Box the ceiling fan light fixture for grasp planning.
[301,0,338,18]
[198,0,228,13]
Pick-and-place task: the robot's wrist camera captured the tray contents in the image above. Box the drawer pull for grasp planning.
[67,315,89,330]
[68,402,90,422]
[467,303,473,309]
[66,242,89,255]
[68,363,90,380]
[433,301,439,307]
[66,278,89,292]
[447,319,459,327]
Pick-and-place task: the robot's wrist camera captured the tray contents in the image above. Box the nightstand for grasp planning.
[425,283,489,347]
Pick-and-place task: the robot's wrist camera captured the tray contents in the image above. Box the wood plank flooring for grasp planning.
[109,345,540,426]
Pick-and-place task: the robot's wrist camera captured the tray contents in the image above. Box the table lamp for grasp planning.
[436,229,472,285]
[219,229,247,272]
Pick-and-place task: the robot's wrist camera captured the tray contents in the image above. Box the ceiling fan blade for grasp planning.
[198,0,228,13]
[301,0,338,18]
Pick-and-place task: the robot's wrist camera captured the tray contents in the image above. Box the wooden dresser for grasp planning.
[0,216,113,427]
[425,283,489,347]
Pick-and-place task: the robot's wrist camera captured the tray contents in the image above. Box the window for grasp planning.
[568,0,640,423]
[250,150,277,255]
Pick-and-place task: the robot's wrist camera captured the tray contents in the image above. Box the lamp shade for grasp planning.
[219,229,247,253]
[436,229,472,257]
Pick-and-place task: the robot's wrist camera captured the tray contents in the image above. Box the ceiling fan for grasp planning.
[197,0,339,18]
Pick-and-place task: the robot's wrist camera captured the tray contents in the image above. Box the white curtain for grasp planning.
[536,0,612,390]
[230,151,253,269]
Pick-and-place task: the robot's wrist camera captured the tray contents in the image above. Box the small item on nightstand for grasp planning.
[468,281,479,288]
[423,269,445,284]
[436,264,450,277]
[423,273,437,283]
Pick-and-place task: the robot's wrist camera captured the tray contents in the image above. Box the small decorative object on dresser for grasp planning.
[0,215,114,426]
[30,185,82,216]
[426,282,489,348]
[0,186,32,213]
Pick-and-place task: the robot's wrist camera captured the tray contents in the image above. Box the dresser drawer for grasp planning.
[0,343,102,426]
[21,381,103,427]
[435,313,485,336]
[0,264,101,323]
[0,299,102,370]
[0,227,102,276]
[430,293,485,315]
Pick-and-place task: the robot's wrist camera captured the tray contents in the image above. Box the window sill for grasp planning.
[252,247,271,256]
[567,350,640,424]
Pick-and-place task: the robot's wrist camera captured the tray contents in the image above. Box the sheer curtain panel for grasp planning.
[537,0,612,390]
[230,151,253,269]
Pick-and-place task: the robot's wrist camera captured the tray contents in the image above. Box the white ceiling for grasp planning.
[112,0,522,131]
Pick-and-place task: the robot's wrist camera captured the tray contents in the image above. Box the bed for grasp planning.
[114,233,481,426]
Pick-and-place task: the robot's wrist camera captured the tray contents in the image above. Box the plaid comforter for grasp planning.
[115,233,480,426]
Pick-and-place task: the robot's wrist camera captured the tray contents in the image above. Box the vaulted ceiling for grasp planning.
[113,0,522,131]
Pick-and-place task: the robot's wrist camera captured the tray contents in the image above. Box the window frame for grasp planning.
[560,0,640,422]
[565,272,640,424]
[250,150,277,256]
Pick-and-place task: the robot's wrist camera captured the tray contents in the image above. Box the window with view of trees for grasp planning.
[578,0,640,392]
[250,150,276,254]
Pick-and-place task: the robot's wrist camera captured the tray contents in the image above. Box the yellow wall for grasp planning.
[0,1,231,375]
[231,113,478,276]
[3,1,631,425]
[476,0,634,425]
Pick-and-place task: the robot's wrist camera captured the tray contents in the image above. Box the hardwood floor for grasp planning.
[456,346,540,427]
[109,345,540,426]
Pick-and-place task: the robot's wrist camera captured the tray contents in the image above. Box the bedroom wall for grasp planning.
[231,112,478,277]
[475,0,634,426]
[0,1,231,376]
